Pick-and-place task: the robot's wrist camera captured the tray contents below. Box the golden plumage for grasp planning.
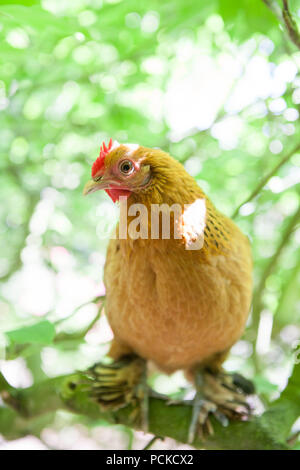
[101,146,253,375]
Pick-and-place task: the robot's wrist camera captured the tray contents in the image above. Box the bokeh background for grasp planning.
[0,0,300,450]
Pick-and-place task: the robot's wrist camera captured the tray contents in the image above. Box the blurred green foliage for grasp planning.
[0,0,300,449]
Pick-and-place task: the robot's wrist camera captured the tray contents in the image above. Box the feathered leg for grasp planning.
[86,339,150,430]
[187,351,255,444]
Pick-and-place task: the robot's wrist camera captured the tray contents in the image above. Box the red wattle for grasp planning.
[105,188,132,203]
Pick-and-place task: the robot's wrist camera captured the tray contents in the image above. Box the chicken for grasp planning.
[83,140,253,441]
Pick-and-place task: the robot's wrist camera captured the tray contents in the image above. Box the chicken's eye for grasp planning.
[119,160,134,175]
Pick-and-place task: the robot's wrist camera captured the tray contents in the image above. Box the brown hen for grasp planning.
[84,141,253,441]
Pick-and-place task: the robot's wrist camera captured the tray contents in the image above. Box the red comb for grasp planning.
[92,138,113,178]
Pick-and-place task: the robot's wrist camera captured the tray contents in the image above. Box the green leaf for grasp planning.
[0,0,39,5]
[277,362,300,405]
[6,321,56,345]
[0,5,77,36]
[253,375,278,395]
[217,0,279,40]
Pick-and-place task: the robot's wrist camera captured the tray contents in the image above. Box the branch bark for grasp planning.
[0,362,299,450]
[263,0,300,51]
[282,0,300,50]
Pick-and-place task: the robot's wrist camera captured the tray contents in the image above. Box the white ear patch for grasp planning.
[111,140,120,151]
[181,198,206,250]
[125,143,139,154]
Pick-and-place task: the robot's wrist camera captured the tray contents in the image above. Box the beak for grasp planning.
[83,176,123,196]
[83,179,104,196]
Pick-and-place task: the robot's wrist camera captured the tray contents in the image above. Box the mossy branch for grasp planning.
[0,363,299,450]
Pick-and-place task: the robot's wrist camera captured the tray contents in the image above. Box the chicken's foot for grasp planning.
[188,368,254,444]
[86,355,149,429]
[188,370,225,443]
[202,368,254,419]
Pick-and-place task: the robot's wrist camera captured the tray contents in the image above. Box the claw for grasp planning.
[86,356,149,430]
[187,368,254,444]
[214,410,229,427]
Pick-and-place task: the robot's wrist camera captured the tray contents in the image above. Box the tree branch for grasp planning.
[252,202,300,335]
[1,363,299,449]
[263,0,300,51]
[232,142,300,218]
[282,0,300,50]
[262,0,281,18]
